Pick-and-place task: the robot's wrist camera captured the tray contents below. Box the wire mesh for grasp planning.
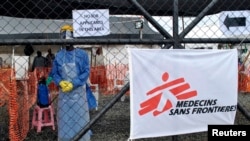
[0,1,250,141]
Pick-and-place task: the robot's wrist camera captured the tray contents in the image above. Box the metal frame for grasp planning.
[72,0,250,140]
[1,0,250,47]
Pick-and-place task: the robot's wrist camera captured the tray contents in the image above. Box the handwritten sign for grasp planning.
[72,9,110,37]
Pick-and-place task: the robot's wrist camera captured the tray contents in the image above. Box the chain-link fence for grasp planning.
[0,0,250,141]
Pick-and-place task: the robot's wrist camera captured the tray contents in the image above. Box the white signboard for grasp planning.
[72,9,110,37]
[219,10,250,36]
[128,49,238,140]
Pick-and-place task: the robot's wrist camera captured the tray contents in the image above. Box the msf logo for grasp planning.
[138,72,197,116]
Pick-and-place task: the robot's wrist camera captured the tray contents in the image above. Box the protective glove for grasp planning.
[59,80,73,92]
[63,81,73,92]
[46,76,53,86]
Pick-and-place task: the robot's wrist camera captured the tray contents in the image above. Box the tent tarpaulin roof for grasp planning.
[1,0,250,19]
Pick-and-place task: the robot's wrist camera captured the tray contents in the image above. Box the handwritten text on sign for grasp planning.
[72,9,110,37]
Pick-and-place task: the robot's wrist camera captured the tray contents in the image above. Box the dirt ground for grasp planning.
[1,92,250,141]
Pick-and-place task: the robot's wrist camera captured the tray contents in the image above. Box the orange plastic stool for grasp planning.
[31,105,55,132]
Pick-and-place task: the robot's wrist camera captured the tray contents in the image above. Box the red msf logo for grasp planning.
[138,72,197,116]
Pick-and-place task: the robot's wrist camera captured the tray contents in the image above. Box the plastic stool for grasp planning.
[31,105,55,132]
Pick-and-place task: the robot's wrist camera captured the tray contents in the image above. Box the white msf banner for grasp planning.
[128,49,238,140]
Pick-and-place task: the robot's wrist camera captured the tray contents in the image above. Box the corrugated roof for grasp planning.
[0,16,161,39]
